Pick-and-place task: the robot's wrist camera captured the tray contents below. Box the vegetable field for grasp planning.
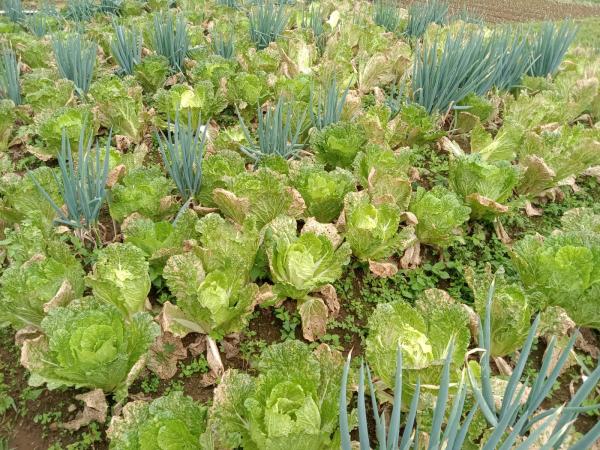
[1,0,600,448]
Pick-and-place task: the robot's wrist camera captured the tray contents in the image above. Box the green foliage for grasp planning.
[107,392,207,449]
[85,243,151,318]
[109,166,176,222]
[466,266,531,357]
[149,11,189,72]
[134,54,169,93]
[469,281,600,449]
[365,289,470,396]
[52,34,97,95]
[412,29,494,113]
[309,78,349,130]
[409,186,471,247]
[211,30,235,60]
[267,220,351,300]
[0,46,21,105]
[163,254,258,338]
[21,298,159,399]
[110,22,142,76]
[343,192,415,262]
[30,128,110,229]
[122,209,198,280]
[89,75,144,140]
[238,96,307,162]
[197,149,245,206]
[65,0,95,22]
[207,340,345,449]
[449,154,520,221]
[310,121,367,169]
[194,212,260,278]
[247,0,289,50]
[212,168,297,228]
[510,230,600,329]
[291,162,355,223]
[373,0,401,33]
[2,0,23,23]
[405,0,448,38]
[156,110,208,202]
[21,72,74,112]
[0,240,85,329]
[0,99,15,151]
[527,21,578,77]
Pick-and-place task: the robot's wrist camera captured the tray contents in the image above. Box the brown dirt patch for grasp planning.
[446,0,600,22]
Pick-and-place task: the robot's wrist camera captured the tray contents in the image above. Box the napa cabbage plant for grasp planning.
[310,121,367,169]
[465,266,532,357]
[449,154,520,221]
[365,289,470,398]
[107,392,208,449]
[207,340,345,450]
[409,186,471,248]
[109,166,177,222]
[197,149,246,206]
[122,209,198,281]
[134,54,169,93]
[21,72,74,113]
[0,99,15,152]
[343,192,416,263]
[162,253,259,339]
[85,243,151,318]
[267,217,351,300]
[20,298,159,399]
[212,168,303,229]
[0,240,85,330]
[194,213,260,278]
[510,230,600,329]
[89,75,144,141]
[291,162,355,223]
[36,106,98,157]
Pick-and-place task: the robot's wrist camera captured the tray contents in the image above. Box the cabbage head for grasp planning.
[21,298,159,398]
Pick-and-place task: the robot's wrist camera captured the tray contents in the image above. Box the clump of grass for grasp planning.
[211,30,235,59]
[247,0,289,50]
[156,110,208,202]
[150,11,189,72]
[373,0,401,33]
[52,33,97,95]
[527,21,578,77]
[405,0,448,38]
[309,78,349,130]
[238,97,307,162]
[0,46,21,105]
[30,127,111,230]
[111,22,142,75]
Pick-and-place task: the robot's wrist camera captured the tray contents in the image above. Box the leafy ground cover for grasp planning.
[1,0,600,448]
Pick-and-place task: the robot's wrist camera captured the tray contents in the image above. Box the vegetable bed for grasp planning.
[1,0,600,448]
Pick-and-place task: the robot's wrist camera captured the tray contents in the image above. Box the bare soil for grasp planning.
[446,0,600,22]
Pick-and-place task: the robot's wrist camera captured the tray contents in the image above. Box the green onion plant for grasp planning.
[52,34,97,95]
[373,0,401,33]
[238,97,307,162]
[65,0,96,22]
[150,11,189,72]
[30,127,110,229]
[412,29,495,113]
[339,342,476,450]
[405,0,448,38]
[111,22,142,76]
[25,14,51,37]
[99,0,123,15]
[2,0,24,23]
[527,21,578,77]
[309,78,349,130]
[247,0,289,50]
[302,5,327,53]
[156,110,208,202]
[211,31,235,60]
[469,277,600,449]
[0,46,21,105]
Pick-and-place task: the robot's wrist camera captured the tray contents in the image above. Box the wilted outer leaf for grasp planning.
[62,389,108,431]
[147,332,187,380]
[298,296,328,341]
